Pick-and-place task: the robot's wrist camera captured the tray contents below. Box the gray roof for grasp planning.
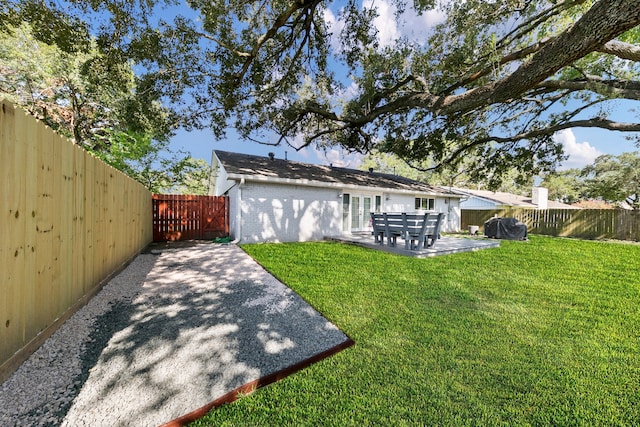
[214,150,457,196]
[449,187,580,209]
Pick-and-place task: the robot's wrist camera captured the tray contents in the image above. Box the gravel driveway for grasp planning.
[0,243,352,426]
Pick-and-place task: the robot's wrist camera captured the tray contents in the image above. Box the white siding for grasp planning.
[227,184,240,241]
[382,194,415,213]
[238,183,342,243]
[460,196,501,209]
[209,153,236,196]
[435,197,461,232]
[380,194,460,232]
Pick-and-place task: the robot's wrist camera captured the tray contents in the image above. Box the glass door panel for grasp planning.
[342,194,350,231]
[350,196,361,230]
[363,196,372,230]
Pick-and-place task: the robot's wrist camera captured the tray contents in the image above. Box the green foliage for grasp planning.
[91,130,211,193]
[582,151,640,209]
[172,157,212,195]
[360,150,534,194]
[0,21,173,146]
[0,21,211,194]
[191,237,640,426]
[7,0,640,187]
[540,169,587,204]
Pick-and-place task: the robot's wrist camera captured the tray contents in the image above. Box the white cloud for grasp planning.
[324,1,445,51]
[554,129,602,170]
[314,147,363,168]
[365,0,401,47]
[323,7,344,53]
[363,0,445,47]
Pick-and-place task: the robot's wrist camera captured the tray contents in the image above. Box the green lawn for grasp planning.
[192,236,640,426]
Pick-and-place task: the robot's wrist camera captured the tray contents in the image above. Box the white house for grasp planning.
[446,187,580,210]
[210,150,463,243]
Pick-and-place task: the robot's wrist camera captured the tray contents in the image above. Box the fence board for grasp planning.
[72,145,84,305]
[0,101,153,382]
[462,208,640,242]
[1,102,23,352]
[22,108,37,343]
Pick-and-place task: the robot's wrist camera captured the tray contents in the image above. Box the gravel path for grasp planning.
[0,243,351,427]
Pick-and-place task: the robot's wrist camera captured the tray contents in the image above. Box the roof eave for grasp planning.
[226,173,462,198]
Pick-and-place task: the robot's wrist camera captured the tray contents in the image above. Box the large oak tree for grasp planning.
[6,0,640,183]
[582,152,640,210]
[0,19,209,193]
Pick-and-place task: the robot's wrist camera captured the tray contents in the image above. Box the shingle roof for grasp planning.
[450,187,579,209]
[214,150,456,196]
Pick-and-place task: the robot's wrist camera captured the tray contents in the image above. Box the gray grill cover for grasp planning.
[484,217,527,240]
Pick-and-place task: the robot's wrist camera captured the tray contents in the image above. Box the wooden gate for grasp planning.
[152,194,229,242]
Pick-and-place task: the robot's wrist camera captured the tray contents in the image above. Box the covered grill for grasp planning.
[484,217,527,240]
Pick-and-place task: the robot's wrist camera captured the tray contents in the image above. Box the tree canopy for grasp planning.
[359,150,534,195]
[0,21,172,150]
[539,169,586,205]
[6,0,640,183]
[582,152,640,210]
[0,20,209,193]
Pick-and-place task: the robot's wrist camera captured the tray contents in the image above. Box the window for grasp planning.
[375,195,382,212]
[415,197,435,210]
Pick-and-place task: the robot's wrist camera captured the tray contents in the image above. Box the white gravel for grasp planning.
[0,243,351,427]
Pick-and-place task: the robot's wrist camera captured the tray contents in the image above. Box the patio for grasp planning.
[325,233,501,258]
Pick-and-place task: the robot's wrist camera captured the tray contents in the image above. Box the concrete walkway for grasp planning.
[61,243,352,426]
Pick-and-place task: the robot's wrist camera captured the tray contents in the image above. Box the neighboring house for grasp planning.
[210,150,463,243]
[445,187,580,210]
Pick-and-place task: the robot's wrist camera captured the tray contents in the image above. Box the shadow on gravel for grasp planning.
[0,251,158,427]
[63,244,350,427]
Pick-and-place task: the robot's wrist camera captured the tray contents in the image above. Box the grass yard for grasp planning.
[192,236,640,426]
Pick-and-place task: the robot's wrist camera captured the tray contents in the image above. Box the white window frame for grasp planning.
[415,197,435,211]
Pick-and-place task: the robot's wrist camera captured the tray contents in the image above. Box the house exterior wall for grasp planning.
[209,152,236,196]
[436,197,461,232]
[237,182,342,243]
[212,158,462,240]
[460,196,502,210]
[382,193,414,213]
[382,194,460,232]
[227,184,240,241]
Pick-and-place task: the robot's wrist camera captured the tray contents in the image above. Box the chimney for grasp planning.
[532,187,548,209]
[268,152,275,160]
[285,151,288,161]
[368,167,374,173]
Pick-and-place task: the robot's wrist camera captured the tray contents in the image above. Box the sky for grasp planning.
[166,0,639,171]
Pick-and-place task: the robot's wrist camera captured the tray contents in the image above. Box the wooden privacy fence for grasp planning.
[1,101,153,382]
[462,208,640,241]
[152,194,229,242]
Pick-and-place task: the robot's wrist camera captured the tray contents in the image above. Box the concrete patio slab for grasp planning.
[325,233,500,257]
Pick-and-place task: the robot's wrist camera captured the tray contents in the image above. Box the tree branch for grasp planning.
[537,77,640,100]
[597,40,640,61]
[420,117,640,173]
[439,37,552,96]
[233,0,322,87]
[437,0,640,115]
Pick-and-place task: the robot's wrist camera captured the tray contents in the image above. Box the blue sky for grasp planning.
[165,1,639,170]
[173,114,639,170]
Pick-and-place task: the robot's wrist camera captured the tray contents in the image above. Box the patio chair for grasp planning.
[370,213,385,244]
[383,213,404,247]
